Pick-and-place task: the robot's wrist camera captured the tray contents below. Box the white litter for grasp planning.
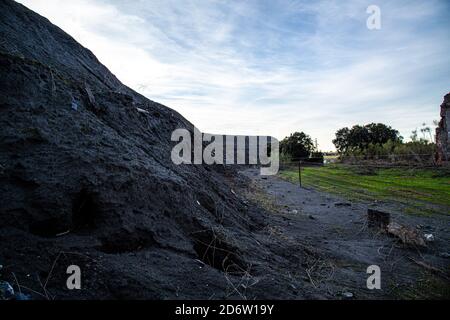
[342,292,354,299]
[424,233,435,242]
[71,97,79,111]
[136,107,149,114]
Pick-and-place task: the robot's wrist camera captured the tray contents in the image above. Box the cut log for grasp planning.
[367,209,390,230]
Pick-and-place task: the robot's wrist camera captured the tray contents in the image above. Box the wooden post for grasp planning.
[298,160,302,188]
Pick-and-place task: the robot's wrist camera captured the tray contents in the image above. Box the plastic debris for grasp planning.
[136,107,149,114]
[424,233,435,242]
[71,97,79,111]
[291,209,298,214]
[0,281,15,300]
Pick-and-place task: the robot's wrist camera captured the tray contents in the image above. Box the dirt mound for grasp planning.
[0,0,279,299]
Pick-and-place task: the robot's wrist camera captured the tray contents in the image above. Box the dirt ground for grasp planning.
[1,167,449,300]
[235,168,450,299]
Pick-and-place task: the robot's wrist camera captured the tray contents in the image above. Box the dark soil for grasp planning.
[238,168,450,299]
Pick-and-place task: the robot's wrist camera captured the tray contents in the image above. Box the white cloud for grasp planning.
[18,0,450,150]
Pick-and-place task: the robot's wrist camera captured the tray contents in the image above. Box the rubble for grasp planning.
[387,222,426,247]
[436,93,450,164]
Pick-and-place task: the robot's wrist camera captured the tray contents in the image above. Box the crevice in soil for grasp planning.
[29,218,67,238]
[192,230,246,273]
[71,189,98,232]
[197,192,216,215]
[97,229,157,254]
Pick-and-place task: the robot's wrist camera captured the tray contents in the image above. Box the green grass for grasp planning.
[279,164,450,216]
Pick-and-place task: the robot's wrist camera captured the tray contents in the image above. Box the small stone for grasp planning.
[342,292,354,299]
[0,281,15,300]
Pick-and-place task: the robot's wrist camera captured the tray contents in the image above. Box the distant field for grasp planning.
[279,164,450,216]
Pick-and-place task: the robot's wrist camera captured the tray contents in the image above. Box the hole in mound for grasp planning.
[97,230,156,254]
[192,230,246,273]
[197,192,216,215]
[72,190,98,232]
[29,218,67,238]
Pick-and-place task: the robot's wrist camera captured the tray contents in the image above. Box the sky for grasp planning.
[18,0,450,150]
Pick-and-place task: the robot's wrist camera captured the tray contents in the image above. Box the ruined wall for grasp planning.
[436,93,450,164]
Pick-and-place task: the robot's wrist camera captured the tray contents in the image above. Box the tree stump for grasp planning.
[367,209,390,230]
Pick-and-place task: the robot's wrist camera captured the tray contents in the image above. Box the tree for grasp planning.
[366,123,401,145]
[333,123,401,155]
[410,129,418,142]
[280,132,314,159]
[348,125,371,150]
[333,127,351,154]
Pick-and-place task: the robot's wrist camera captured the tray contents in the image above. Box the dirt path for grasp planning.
[238,168,450,299]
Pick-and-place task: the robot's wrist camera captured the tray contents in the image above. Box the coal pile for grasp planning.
[0,0,286,299]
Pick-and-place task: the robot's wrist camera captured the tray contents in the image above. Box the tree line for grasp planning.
[279,122,436,163]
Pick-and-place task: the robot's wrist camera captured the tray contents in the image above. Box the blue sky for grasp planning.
[19,0,450,150]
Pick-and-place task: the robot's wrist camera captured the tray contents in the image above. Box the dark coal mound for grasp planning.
[0,0,287,299]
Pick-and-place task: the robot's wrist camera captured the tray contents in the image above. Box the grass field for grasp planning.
[279,164,450,216]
